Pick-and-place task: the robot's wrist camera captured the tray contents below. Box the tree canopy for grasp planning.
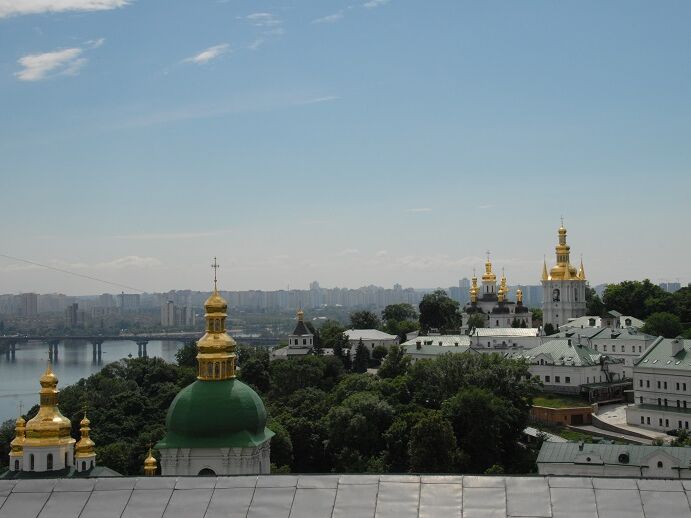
[349,311,381,330]
[419,290,462,333]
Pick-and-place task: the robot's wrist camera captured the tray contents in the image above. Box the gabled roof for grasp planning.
[401,335,471,347]
[291,320,312,337]
[635,337,691,371]
[402,343,475,357]
[344,329,398,341]
[538,441,691,467]
[473,328,539,337]
[512,339,612,367]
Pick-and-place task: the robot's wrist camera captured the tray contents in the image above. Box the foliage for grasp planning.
[419,290,462,333]
[175,341,197,368]
[371,345,389,363]
[353,340,371,373]
[642,312,683,338]
[530,308,543,325]
[408,411,458,472]
[0,419,14,468]
[543,323,556,336]
[350,311,381,330]
[466,313,485,330]
[377,344,411,379]
[602,280,689,322]
[382,304,419,339]
[585,286,605,317]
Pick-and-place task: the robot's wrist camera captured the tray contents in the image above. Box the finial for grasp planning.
[560,215,564,227]
[211,257,220,291]
[472,267,476,277]
[18,401,23,416]
[486,250,491,262]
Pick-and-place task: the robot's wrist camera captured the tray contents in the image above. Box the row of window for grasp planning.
[639,396,689,409]
[534,375,571,384]
[594,344,642,353]
[639,379,688,391]
[291,338,312,346]
[640,415,690,430]
[15,454,93,472]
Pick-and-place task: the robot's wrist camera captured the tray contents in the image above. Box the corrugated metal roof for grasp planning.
[345,329,398,341]
[473,328,539,337]
[511,339,607,367]
[1,474,690,517]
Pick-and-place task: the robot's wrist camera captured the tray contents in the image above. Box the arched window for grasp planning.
[82,461,86,471]
[90,460,94,469]
[207,363,213,377]
[214,362,220,378]
[47,454,53,470]
[657,461,663,468]
[14,460,19,471]
[198,468,216,476]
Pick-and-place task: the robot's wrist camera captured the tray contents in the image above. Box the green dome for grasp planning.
[156,379,274,449]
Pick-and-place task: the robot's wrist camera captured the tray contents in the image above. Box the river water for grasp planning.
[0,340,183,423]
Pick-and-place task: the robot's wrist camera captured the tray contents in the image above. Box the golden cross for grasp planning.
[211,257,220,290]
[18,401,23,416]
[486,250,491,262]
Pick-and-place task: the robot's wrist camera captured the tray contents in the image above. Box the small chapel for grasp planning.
[155,261,274,476]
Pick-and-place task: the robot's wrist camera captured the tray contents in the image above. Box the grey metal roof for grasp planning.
[401,335,471,347]
[636,337,691,370]
[511,339,608,367]
[538,441,691,467]
[1,474,691,517]
[472,328,539,337]
[345,329,398,341]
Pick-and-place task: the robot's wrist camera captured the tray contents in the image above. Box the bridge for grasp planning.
[0,333,277,362]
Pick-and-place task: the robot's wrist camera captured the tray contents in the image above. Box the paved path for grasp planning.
[568,425,654,445]
[595,403,671,443]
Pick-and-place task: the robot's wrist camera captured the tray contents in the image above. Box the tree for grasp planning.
[377,344,411,379]
[239,357,271,393]
[350,311,381,330]
[466,313,485,330]
[371,345,389,365]
[408,411,458,472]
[642,312,683,338]
[419,290,462,333]
[175,341,197,368]
[319,320,347,348]
[382,304,417,324]
[530,308,543,325]
[353,340,370,373]
[603,280,669,320]
[543,323,556,336]
[585,286,605,316]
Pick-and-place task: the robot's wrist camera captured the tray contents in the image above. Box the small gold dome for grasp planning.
[144,448,157,476]
[204,290,227,313]
[39,365,58,387]
[297,308,304,321]
[25,364,73,447]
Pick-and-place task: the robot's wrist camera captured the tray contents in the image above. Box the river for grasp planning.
[0,339,183,423]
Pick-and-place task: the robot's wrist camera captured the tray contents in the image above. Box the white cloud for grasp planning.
[183,44,230,65]
[247,38,264,51]
[294,95,340,105]
[406,207,432,213]
[15,47,85,81]
[312,11,344,24]
[375,250,388,257]
[86,37,105,48]
[0,0,130,18]
[363,0,389,8]
[94,256,161,270]
[243,12,281,27]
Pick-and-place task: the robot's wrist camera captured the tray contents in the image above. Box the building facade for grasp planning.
[541,224,587,329]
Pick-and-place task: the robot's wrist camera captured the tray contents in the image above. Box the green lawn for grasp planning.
[533,394,591,408]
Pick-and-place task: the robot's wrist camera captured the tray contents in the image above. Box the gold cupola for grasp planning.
[549,223,578,280]
[9,415,26,464]
[196,258,237,381]
[470,271,478,303]
[541,257,549,281]
[482,253,496,283]
[75,413,96,460]
[516,288,523,304]
[577,257,586,280]
[144,447,157,476]
[24,364,73,447]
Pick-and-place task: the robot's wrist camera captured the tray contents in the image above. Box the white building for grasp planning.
[402,340,478,364]
[626,337,691,432]
[344,329,399,353]
[511,338,626,396]
[562,311,645,331]
[541,223,587,329]
[271,309,314,360]
[470,327,541,352]
[538,441,691,479]
[463,257,533,329]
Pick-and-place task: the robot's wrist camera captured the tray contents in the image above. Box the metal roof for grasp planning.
[401,335,471,347]
[512,339,607,367]
[344,329,398,341]
[636,337,691,370]
[1,474,691,517]
[472,328,539,337]
[538,441,691,467]
[402,343,474,357]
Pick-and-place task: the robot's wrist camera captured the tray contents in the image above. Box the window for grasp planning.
[496,320,499,326]
[647,417,650,424]
[641,416,645,424]
[621,345,625,352]
[665,399,668,407]
[30,454,34,471]
[47,454,53,470]
[677,383,680,391]
[632,346,635,353]
[555,376,561,383]
[604,345,607,352]
[664,382,668,389]
[685,383,688,391]
[658,381,661,389]
[14,460,18,471]
[658,461,663,468]
[303,338,307,345]
[685,401,688,409]
[64,452,68,468]
[680,421,683,429]
[677,400,681,408]
[640,397,643,403]
[647,380,650,388]
[666,419,669,427]
[82,461,86,471]
[686,422,689,430]
[659,418,663,426]
[639,346,642,353]
[545,376,551,383]
[658,398,662,406]
[639,379,643,387]
[565,377,571,384]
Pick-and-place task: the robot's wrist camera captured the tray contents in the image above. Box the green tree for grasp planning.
[353,340,370,373]
[466,313,485,330]
[530,308,543,325]
[175,341,197,368]
[269,356,330,397]
[239,356,271,393]
[408,411,458,473]
[0,419,15,468]
[319,320,347,348]
[603,280,669,319]
[377,344,411,379]
[543,323,556,336]
[350,311,381,330]
[419,289,462,333]
[382,303,418,323]
[642,312,683,338]
[371,345,389,365]
[585,286,605,316]
[268,419,293,470]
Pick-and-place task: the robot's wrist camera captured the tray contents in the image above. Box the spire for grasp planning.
[75,411,96,460]
[548,221,578,280]
[470,270,478,303]
[542,257,549,281]
[578,255,586,280]
[144,447,157,476]
[197,259,237,381]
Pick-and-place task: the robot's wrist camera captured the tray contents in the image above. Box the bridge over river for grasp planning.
[0,333,277,362]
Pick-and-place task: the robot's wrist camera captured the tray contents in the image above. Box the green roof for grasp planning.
[157,379,274,449]
[538,441,691,467]
[511,339,610,367]
[635,337,691,371]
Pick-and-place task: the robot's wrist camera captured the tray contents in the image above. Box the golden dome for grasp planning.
[25,364,74,447]
[144,448,157,476]
[10,416,26,456]
[482,255,496,283]
[204,289,227,313]
[516,289,523,304]
[548,223,579,281]
[297,308,304,321]
[75,412,96,458]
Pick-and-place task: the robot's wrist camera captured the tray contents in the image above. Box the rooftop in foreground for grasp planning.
[2,474,691,517]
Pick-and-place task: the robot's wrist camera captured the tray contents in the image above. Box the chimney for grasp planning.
[416,341,421,350]
[671,338,683,357]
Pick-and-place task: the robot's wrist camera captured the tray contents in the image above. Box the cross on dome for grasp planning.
[211,257,220,291]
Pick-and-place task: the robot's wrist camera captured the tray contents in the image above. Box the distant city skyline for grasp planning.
[1,1,689,293]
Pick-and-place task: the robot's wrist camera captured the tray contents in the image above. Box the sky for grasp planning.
[0,0,689,295]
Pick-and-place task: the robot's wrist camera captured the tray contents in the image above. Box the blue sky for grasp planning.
[0,0,689,294]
